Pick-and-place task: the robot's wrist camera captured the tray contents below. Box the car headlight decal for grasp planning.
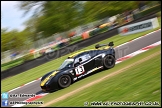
[41,71,57,86]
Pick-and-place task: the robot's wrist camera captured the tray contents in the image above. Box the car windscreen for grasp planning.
[59,59,74,70]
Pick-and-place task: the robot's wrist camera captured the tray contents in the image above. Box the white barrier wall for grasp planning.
[118,17,159,36]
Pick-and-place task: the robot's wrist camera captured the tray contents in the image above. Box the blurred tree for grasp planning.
[19,1,81,38]
[18,1,141,39]
[22,16,39,41]
[145,1,161,7]
[83,1,138,21]
[1,28,10,52]
[1,28,31,52]
[36,1,81,37]
[18,1,47,17]
[3,1,155,52]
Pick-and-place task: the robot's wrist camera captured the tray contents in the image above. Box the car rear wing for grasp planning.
[95,41,114,49]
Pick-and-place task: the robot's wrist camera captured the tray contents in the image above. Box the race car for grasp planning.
[40,42,116,92]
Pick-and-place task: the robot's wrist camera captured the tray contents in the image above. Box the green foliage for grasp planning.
[157,11,161,17]
[133,5,161,19]
[32,1,81,38]
[146,1,161,7]
[18,1,139,39]
[18,1,46,17]
[1,28,33,52]
[83,1,138,21]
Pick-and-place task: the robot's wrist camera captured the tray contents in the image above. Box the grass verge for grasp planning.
[1,58,23,71]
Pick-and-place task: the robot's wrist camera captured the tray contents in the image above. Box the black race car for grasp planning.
[40,42,116,92]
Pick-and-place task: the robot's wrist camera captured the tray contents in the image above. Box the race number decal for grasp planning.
[75,65,85,76]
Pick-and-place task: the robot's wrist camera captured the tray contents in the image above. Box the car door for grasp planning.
[74,53,92,76]
[89,50,104,68]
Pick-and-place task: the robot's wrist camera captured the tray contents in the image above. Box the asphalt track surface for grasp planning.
[3,30,161,107]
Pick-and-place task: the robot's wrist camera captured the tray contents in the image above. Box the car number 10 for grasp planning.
[75,65,85,75]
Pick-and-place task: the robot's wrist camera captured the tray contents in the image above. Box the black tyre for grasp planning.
[103,55,115,69]
[58,75,71,88]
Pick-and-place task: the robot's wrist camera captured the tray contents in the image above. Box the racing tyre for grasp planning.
[58,75,71,88]
[103,55,115,69]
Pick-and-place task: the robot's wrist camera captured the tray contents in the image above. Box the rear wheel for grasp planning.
[58,75,71,88]
[103,55,115,69]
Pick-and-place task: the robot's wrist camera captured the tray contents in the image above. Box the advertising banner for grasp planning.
[118,17,159,36]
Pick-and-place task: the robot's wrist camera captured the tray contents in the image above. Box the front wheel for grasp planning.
[58,75,71,88]
[103,55,115,69]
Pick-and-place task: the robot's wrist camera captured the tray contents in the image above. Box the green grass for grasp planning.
[1,17,161,93]
[1,58,24,71]
[26,41,161,107]
[1,53,35,71]
[1,58,22,67]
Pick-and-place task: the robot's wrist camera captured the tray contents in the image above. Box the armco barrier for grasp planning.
[1,13,158,80]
